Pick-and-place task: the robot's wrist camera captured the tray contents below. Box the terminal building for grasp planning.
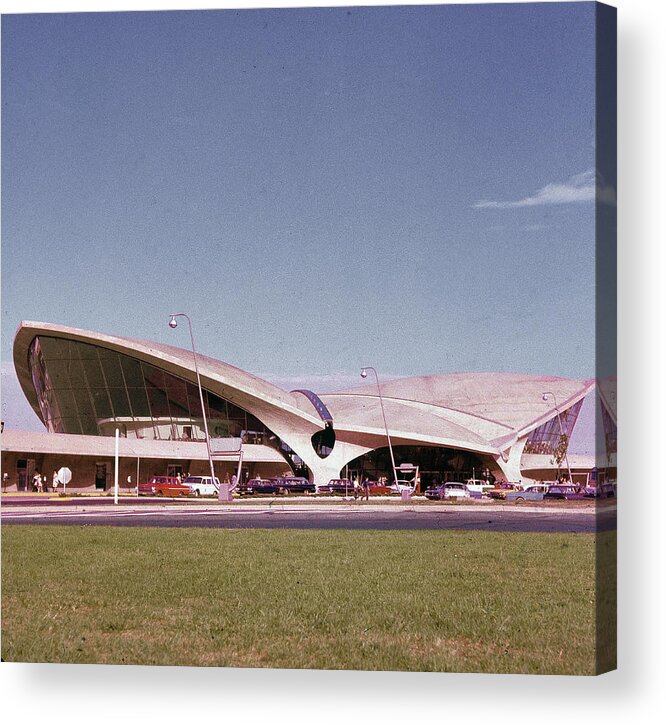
[1,321,616,493]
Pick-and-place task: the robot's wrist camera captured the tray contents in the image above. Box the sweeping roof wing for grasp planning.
[323,372,594,450]
[13,322,594,456]
[13,321,319,427]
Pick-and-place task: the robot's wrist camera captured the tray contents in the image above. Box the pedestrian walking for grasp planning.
[353,476,360,500]
[362,477,370,500]
[52,470,59,493]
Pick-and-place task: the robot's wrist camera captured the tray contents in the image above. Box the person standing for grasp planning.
[362,477,370,500]
[353,476,360,500]
[52,470,59,493]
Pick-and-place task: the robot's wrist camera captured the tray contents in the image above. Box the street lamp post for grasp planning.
[542,391,574,487]
[361,367,398,488]
[168,314,217,488]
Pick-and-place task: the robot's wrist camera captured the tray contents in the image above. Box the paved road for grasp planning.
[1,504,615,533]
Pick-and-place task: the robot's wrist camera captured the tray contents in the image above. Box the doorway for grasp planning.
[95,463,108,490]
[16,459,35,492]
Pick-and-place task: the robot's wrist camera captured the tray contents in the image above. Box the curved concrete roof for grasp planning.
[323,372,594,453]
[13,321,323,430]
[13,321,594,459]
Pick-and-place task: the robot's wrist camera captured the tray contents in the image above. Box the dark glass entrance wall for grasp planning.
[28,336,273,441]
[346,445,491,487]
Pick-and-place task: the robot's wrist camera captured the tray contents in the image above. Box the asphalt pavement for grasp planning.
[1,497,616,533]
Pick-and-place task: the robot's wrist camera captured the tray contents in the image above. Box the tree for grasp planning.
[552,433,570,481]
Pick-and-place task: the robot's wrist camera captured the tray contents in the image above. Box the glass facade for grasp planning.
[522,399,583,455]
[28,336,273,441]
[600,402,617,457]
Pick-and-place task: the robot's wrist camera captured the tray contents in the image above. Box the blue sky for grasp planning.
[1,3,606,447]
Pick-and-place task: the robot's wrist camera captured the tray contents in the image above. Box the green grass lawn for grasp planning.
[1,526,615,674]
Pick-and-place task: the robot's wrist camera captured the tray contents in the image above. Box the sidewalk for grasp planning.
[1,493,611,516]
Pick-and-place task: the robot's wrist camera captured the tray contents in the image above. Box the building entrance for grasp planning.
[95,463,108,490]
[16,458,35,491]
[347,446,495,488]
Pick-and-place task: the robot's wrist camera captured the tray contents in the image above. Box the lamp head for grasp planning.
[360,368,368,379]
[168,315,178,329]
[542,393,549,402]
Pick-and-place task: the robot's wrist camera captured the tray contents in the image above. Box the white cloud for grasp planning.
[474,170,616,209]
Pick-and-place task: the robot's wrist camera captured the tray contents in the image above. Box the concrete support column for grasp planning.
[493,438,528,484]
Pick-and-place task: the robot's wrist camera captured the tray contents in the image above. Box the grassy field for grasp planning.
[1,525,615,674]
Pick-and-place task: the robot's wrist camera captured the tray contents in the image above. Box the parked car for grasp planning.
[487,482,522,500]
[237,478,284,495]
[525,482,551,492]
[271,476,316,494]
[425,484,446,500]
[425,482,470,500]
[444,482,471,500]
[318,479,354,495]
[601,481,617,497]
[388,482,416,494]
[138,475,191,497]
[584,481,616,498]
[505,485,546,503]
[183,475,219,497]
[465,479,495,494]
[366,481,392,495]
[544,485,587,501]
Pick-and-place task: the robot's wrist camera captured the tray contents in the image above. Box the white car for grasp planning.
[387,481,416,495]
[465,479,495,494]
[443,482,471,499]
[183,476,219,497]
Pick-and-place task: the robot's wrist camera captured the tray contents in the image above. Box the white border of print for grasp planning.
[1,2,663,725]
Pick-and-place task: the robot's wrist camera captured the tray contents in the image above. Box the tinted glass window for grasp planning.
[81,356,105,388]
[146,385,171,417]
[101,357,124,387]
[109,387,131,417]
[28,335,279,447]
[91,388,113,419]
[120,356,144,387]
[127,387,150,417]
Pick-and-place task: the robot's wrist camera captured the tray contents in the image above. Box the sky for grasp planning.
[1,2,609,449]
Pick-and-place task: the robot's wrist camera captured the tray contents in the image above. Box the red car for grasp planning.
[138,475,191,497]
[367,482,395,496]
